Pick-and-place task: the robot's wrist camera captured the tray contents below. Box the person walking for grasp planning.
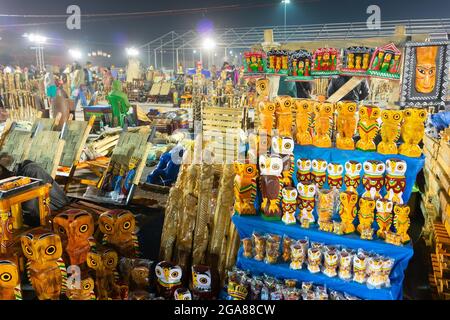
[71,63,87,113]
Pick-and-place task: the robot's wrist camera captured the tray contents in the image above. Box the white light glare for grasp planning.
[282,0,291,4]
[25,33,47,44]
[202,37,216,50]
[126,47,139,57]
[68,49,82,60]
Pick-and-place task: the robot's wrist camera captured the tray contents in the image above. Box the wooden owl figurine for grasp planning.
[66,274,96,300]
[174,288,192,300]
[258,101,276,137]
[311,159,328,188]
[53,209,95,266]
[98,209,139,258]
[375,199,394,239]
[256,78,269,103]
[313,102,334,148]
[275,96,294,137]
[297,182,316,225]
[357,197,376,235]
[385,158,407,204]
[87,248,122,300]
[344,160,362,193]
[327,162,344,190]
[271,136,295,186]
[296,158,312,183]
[282,187,298,225]
[336,101,357,150]
[21,228,66,300]
[362,160,385,200]
[0,259,22,300]
[317,189,335,232]
[295,99,314,145]
[377,110,403,155]
[0,212,14,255]
[356,105,380,151]
[393,204,411,243]
[338,191,358,234]
[399,108,428,157]
[259,154,283,220]
[155,261,183,299]
[191,265,213,300]
[233,161,258,215]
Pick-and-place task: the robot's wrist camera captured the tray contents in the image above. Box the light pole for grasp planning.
[281,0,291,41]
[24,33,47,72]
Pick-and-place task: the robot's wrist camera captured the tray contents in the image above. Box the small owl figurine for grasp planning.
[385,159,407,204]
[0,259,22,300]
[338,191,358,234]
[356,105,380,151]
[377,110,403,155]
[233,161,258,215]
[155,261,183,299]
[289,243,305,270]
[295,99,315,145]
[87,248,122,300]
[297,182,316,225]
[66,274,96,300]
[313,102,334,148]
[327,162,344,190]
[191,265,213,300]
[317,189,335,232]
[118,257,152,293]
[53,209,95,266]
[338,250,353,281]
[336,101,357,150]
[353,252,367,284]
[307,248,322,274]
[282,187,298,225]
[21,228,66,300]
[375,199,394,239]
[174,288,192,300]
[296,158,312,183]
[256,78,269,102]
[367,257,384,289]
[362,160,386,200]
[357,197,376,235]
[344,160,362,193]
[311,159,328,188]
[98,209,139,258]
[393,204,411,243]
[271,136,295,186]
[259,154,283,220]
[258,101,276,137]
[275,96,294,137]
[323,249,339,278]
[399,108,428,157]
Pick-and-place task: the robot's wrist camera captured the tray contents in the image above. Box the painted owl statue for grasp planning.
[87,248,122,300]
[344,160,362,193]
[118,257,152,299]
[155,261,183,299]
[174,288,192,300]
[317,188,336,232]
[256,78,269,102]
[191,265,213,300]
[297,182,317,225]
[53,209,95,266]
[336,101,357,150]
[338,191,358,234]
[0,212,14,254]
[259,154,283,220]
[393,204,411,243]
[377,110,403,155]
[362,160,386,200]
[375,199,394,239]
[272,136,295,186]
[385,159,407,204]
[258,101,276,137]
[21,228,66,300]
[66,274,96,300]
[295,99,315,145]
[399,108,428,157]
[233,161,258,215]
[275,96,294,137]
[282,187,298,225]
[311,159,328,188]
[356,105,380,151]
[0,259,22,300]
[327,162,344,190]
[357,197,376,235]
[313,102,334,148]
[98,209,139,258]
[296,158,312,183]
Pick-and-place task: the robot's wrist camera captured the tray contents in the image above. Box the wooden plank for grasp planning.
[326,77,363,103]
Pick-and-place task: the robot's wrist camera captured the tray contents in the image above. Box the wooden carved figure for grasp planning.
[155,261,183,299]
[0,259,22,300]
[356,105,380,151]
[357,197,376,235]
[393,204,411,243]
[289,243,305,270]
[258,101,276,137]
[336,101,357,150]
[275,96,294,137]
[353,252,367,284]
[98,209,139,258]
[311,159,328,188]
[259,154,283,220]
[362,160,386,200]
[256,78,269,101]
[294,99,314,145]
[399,108,427,158]
[297,182,316,225]
[281,187,298,225]
[313,102,334,148]
[307,248,321,274]
[233,161,258,215]
[87,248,122,300]
[323,249,338,278]
[21,228,66,300]
[53,209,95,266]
[119,258,152,300]
[66,274,96,300]
[271,136,294,186]
[296,158,312,183]
[367,257,384,289]
[191,265,213,300]
[317,188,335,232]
[0,212,14,254]
[338,250,352,281]
[174,288,192,300]
[377,110,403,155]
[375,199,394,239]
[385,159,407,204]
[327,162,344,190]
[344,160,362,193]
[338,191,358,234]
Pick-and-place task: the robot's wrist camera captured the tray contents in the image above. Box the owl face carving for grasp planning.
[259,154,283,176]
[66,275,95,300]
[282,187,298,201]
[359,197,376,213]
[363,160,385,176]
[271,136,294,155]
[259,101,276,115]
[381,110,403,125]
[327,163,344,176]
[175,288,192,300]
[336,101,357,115]
[297,182,316,198]
[339,191,358,207]
[275,96,294,113]
[155,261,182,285]
[314,102,334,117]
[312,159,328,173]
[87,248,118,273]
[403,108,427,123]
[385,159,407,176]
[256,79,269,97]
[295,99,315,114]
[191,265,212,292]
[0,259,21,301]
[359,105,380,121]
[345,161,362,177]
[376,199,394,213]
[394,204,410,217]
[21,229,63,264]
[297,158,312,172]
[234,162,258,179]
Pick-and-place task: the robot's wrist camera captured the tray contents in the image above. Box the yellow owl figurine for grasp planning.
[336,101,357,150]
[398,108,428,158]
[256,78,269,105]
[258,101,276,138]
[357,197,376,235]
[375,199,394,239]
[356,105,380,152]
[313,102,334,148]
[295,99,315,145]
[275,96,294,137]
[0,259,22,300]
[393,204,411,243]
[234,161,258,215]
[338,191,358,234]
[377,110,403,155]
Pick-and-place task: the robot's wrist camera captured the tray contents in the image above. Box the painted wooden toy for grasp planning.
[297,182,316,226]
[307,248,322,273]
[259,154,283,220]
[282,236,292,262]
[384,158,407,204]
[375,199,394,239]
[353,252,367,284]
[393,204,411,243]
[66,273,96,300]
[367,43,402,79]
[399,108,427,158]
[336,101,357,150]
[295,160,312,188]
[0,212,14,255]
[338,249,353,281]
[0,259,22,300]
[272,136,294,186]
[281,187,298,225]
[243,51,266,74]
[362,160,386,200]
[377,110,403,155]
[311,48,340,76]
[87,248,122,300]
[327,162,344,190]
[323,249,338,277]
[155,261,183,299]
[266,50,289,75]
[289,243,305,270]
[357,197,376,235]
[258,101,276,138]
[311,159,328,188]
[242,238,253,259]
[367,257,385,289]
[341,46,374,75]
[338,191,358,234]
[174,288,192,300]
[191,265,213,300]
[118,258,152,297]
[294,99,314,145]
[344,160,362,193]
[233,161,258,215]
[289,50,312,79]
[356,105,380,151]
[275,96,294,137]
[313,102,334,148]
[317,188,335,232]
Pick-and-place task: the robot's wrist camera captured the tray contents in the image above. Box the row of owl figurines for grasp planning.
[258,96,428,158]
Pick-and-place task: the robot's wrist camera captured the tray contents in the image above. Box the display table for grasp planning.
[83,105,112,131]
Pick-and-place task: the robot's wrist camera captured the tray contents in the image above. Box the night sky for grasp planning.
[0,0,449,66]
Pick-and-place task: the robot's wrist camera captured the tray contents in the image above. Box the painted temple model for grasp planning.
[287,50,313,80]
[243,51,267,74]
[266,50,289,75]
[367,43,402,79]
[341,46,374,75]
[311,48,340,76]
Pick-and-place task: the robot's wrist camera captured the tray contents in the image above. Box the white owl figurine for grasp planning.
[297,182,316,224]
[384,158,407,204]
[362,160,386,200]
[155,261,183,299]
[259,154,284,220]
[327,162,344,190]
[272,136,295,186]
[344,160,362,193]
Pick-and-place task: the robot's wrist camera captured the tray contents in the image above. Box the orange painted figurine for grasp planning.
[336,101,357,150]
[313,102,334,148]
[0,258,22,300]
[398,108,427,158]
[338,191,358,234]
[275,96,294,137]
[295,99,314,145]
[233,161,258,215]
[377,110,403,155]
